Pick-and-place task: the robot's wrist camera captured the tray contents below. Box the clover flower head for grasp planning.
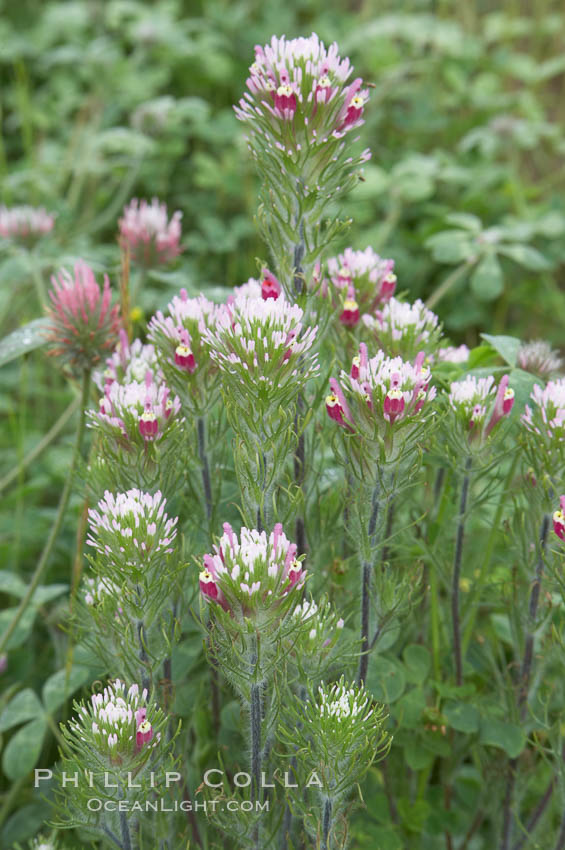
[0,205,55,243]
[522,378,565,444]
[449,374,514,441]
[363,297,442,358]
[91,371,181,444]
[200,523,305,617]
[87,489,178,570]
[231,270,282,303]
[46,261,121,374]
[517,340,563,379]
[68,680,161,763]
[119,198,182,266]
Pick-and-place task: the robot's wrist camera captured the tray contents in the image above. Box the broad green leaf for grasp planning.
[0,319,50,368]
[445,212,482,232]
[507,368,540,415]
[1,800,52,849]
[42,666,91,715]
[0,605,37,650]
[395,688,426,729]
[0,570,27,599]
[479,717,525,758]
[403,738,434,771]
[444,701,480,733]
[397,796,431,832]
[470,253,504,300]
[402,645,431,684]
[0,689,44,732]
[426,230,474,264]
[481,333,521,367]
[32,583,68,605]
[499,243,551,271]
[2,716,47,780]
[367,656,406,703]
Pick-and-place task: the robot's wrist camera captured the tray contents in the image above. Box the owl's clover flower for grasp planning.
[90,372,181,446]
[119,198,182,266]
[83,576,121,606]
[363,297,442,359]
[46,261,121,374]
[204,293,318,410]
[65,680,163,766]
[293,598,344,644]
[200,523,305,618]
[517,340,563,379]
[318,679,374,722]
[0,204,55,244]
[235,34,369,143]
[230,270,282,303]
[553,496,565,541]
[325,247,396,327]
[327,344,436,436]
[87,489,178,574]
[522,378,565,441]
[449,374,514,443]
[94,329,161,391]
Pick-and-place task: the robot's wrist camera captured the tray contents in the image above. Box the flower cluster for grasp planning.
[205,293,318,412]
[522,378,565,443]
[363,297,442,359]
[231,270,282,303]
[293,598,344,643]
[95,330,161,391]
[234,34,371,290]
[554,496,565,541]
[317,679,375,722]
[119,198,182,266]
[235,33,369,148]
[325,247,396,327]
[90,372,181,446]
[436,344,470,365]
[65,681,162,764]
[87,489,178,576]
[449,375,514,444]
[83,575,120,606]
[0,204,55,243]
[148,289,219,413]
[327,344,436,459]
[46,261,121,374]
[200,523,305,619]
[517,340,563,379]
[279,676,390,801]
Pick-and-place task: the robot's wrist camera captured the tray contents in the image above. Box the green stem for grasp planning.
[426,262,473,311]
[462,455,518,657]
[321,797,333,850]
[0,397,79,494]
[0,369,91,656]
[452,457,472,687]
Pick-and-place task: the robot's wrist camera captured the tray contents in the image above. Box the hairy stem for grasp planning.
[321,797,333,850]
[0,369,91,656]
[512,770,556,850]
[119,809,132,850]
[501,513,550,850]
[197,416,213,524]
[137,619,150,693]
[357,480,380,685]
[250,683,262,803]
[452,457,471,687]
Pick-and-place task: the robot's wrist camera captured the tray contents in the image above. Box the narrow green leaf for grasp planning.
[42,666,91,715]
